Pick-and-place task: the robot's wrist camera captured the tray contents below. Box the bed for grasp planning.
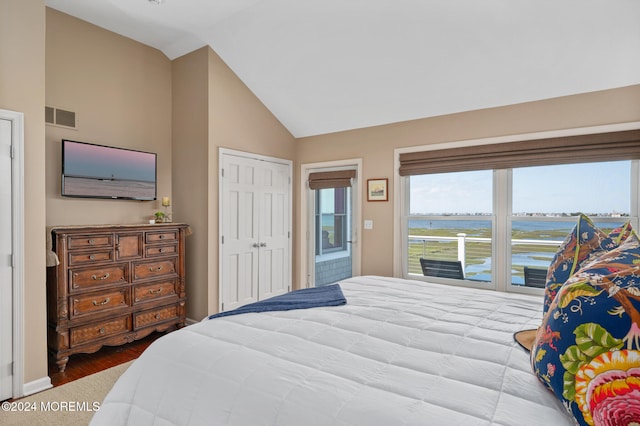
[90,275,571,425]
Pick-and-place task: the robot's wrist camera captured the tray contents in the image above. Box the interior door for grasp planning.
[220,151,292,311]
[220,154,261,311]
[257,162,290,300]
[0,118,13,400]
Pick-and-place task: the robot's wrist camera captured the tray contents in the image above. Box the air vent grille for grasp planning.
[45,106,77,129]
[45,106,54,124]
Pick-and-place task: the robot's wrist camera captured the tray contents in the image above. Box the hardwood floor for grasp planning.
[48,331,164,387]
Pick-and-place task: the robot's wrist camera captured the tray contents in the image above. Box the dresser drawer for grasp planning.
[68,250,114,266]
[145,243,177,258]
[70,316,131,347]
[134,304,178,329]
[70,287,129,318]
[67,234,113,250]
[133,280,178,304]
[69,264,128,291]
[133,258,177,282]
[146,230,178,244]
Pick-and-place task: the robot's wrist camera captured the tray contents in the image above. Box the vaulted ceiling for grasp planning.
[45,0,640,137]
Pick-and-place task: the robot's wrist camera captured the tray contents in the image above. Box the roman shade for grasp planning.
[398,129,640,176]
[308,170,356,189]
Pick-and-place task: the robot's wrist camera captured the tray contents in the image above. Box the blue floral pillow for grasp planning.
[531,232,640,425]
[543,215,620,315]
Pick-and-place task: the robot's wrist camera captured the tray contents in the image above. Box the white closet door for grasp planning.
[257,161,290,300]
[220,150,292,312]
[220,154,261,311]
[0,118,13,400]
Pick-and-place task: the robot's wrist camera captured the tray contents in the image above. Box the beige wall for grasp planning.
[171,48,211,321]
[0,1,47,384]
[172,47,296,320]
[45,9,173,226]
[295,85,640,278]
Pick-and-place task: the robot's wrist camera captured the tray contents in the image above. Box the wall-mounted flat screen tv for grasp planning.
[62,139,157,200]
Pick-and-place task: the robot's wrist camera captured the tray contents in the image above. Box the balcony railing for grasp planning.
[408,233,563,282]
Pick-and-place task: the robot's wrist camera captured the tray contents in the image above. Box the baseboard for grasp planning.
[22,375,52,397]
[185,317,198,326]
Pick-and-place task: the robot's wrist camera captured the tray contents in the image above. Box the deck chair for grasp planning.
[420,258,464,279]
[523,266,547,288]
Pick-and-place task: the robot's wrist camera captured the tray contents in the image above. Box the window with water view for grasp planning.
[406,160,637,290]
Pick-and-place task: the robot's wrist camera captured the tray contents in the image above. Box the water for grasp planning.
[408,219,623,232]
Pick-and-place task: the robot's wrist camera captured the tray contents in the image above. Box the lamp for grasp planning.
[161,197,171,222]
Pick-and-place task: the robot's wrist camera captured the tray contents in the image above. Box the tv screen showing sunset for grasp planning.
[62,140,156,199]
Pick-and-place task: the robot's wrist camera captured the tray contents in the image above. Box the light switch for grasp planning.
[364,220,373,230]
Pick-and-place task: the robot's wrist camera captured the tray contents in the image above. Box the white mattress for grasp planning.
[91,276,571,426]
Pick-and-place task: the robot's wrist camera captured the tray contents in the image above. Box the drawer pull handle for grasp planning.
[98,327,106,334]
[159,235,165,239]
[89,254,96,260]
[92,297,111,306]
[154,313,161,319]
[91,273,110,281]
[149,288,162,295]
[149,265,163,272]
[159,248,165,253]
[89,239,95,245]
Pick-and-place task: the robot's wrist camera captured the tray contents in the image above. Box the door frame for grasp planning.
[299,159,362,288]
[0,109,24,398]
[218,148,293,312]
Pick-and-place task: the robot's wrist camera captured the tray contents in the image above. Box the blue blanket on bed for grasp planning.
[208,284,346,320]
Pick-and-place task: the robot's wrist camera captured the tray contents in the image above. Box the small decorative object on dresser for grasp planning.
[46,223,189,372]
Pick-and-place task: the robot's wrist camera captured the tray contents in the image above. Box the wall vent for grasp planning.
[45,106,77,129]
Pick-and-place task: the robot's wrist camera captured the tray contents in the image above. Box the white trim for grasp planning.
[0,109,26,398]
[299,159,363,288]
[22,376,52,397]
[393,121,640,277]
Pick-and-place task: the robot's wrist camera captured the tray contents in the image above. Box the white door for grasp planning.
[257,162,290,300]
[220,151,291,311]
[0,118,13,400]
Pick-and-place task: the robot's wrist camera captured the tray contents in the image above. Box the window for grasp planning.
[510,161,632,288]
[316,187,350,256]
[407,170,493,283]
[404,160,638,291]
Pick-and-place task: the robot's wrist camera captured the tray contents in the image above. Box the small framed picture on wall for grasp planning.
[367,178,388,202]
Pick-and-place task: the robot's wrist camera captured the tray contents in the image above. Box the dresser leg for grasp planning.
[56,356,69,373]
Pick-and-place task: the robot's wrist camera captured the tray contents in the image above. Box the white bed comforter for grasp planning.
[91,276,571,426]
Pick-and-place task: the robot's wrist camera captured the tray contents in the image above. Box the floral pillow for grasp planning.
[543,215,624,315]
[609,221,634,245]
[531,232,640,425]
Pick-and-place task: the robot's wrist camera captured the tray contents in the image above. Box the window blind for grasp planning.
[308,170,356,189]
[398,129,640,176]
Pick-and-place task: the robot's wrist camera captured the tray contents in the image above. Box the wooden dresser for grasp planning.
[46,223,189,372]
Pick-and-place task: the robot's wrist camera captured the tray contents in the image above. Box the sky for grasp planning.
[410,161,631,215]
[64,140,156,182]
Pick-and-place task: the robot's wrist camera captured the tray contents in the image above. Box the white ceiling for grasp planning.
[45,0,640,138]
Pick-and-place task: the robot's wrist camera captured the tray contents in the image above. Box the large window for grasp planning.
[404,160,638,291]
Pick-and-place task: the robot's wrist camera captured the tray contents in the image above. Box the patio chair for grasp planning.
[523,266,547,288]
[420,258,464,279]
